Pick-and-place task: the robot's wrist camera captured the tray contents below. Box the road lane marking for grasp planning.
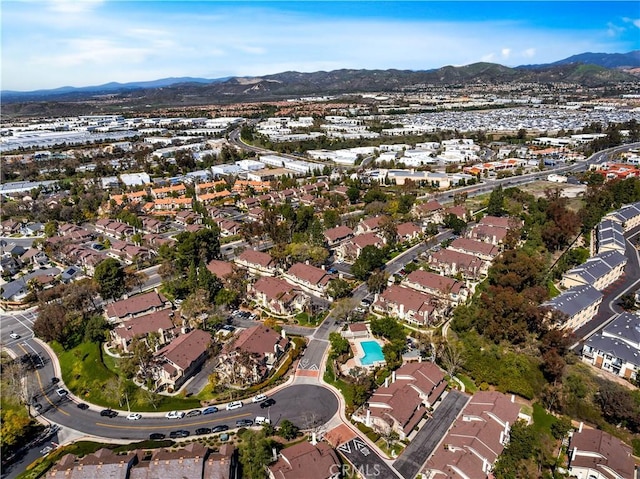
[95,412,252,429]
[18,343,69,417]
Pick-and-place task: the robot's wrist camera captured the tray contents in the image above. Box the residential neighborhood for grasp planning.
[1,90,640,479]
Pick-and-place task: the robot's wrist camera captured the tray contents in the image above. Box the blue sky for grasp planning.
[2,1,639,91]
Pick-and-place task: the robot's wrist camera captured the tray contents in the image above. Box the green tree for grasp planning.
[352,245,386,280]
[367,270,388,294]
[486,185,505,216]
[278,419,299,440]
[327,278,352,299]
[93,258,126,300]
[329,332,350,358]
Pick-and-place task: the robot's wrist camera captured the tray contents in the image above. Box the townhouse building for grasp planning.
[423,392,522,479]
[428,249,487,280]
[324,225,354,247]
[283,263,331,297]
[603,201,640,231]
[335,232,385,263]
[402,270,468,305]
[235,249,278,277]
[357,362,447,440]
[373,285,440,326]
[582,312,639,381]
[250,276,309,316]
[111,309,177,353]
[448,237,500,261]
[596,219,626,254]
[106,291,171,323]
[561,250,627,291]
[542,284,603,331]
[567,427,635,479]
[152,329,212,392]
[268,441,340,479]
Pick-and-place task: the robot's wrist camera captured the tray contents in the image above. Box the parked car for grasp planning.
[327,268,338,274]
[126,413,142,421]
[149,433,166,440]
[195,427,212,435]
[260,398,276,409]
[252,394,267,403]
[77,403,89,410]
[33,403,43,411]
[169,430,190,439]
[51,377,60,384]
[56,388,68,397]
[236,419,253,427]
[186,409,202,417]
[165,410,185,419]
[202,406,219,415]
[9,332,20,339]
[226,401,243,410]
[255,416,271,425]
[100,409,118,418]
[211,425,229,433]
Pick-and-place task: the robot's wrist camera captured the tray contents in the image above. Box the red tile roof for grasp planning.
[106,291,168,319]
[156,329,212,370]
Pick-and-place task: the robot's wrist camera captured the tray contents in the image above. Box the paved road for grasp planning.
[393,390,469,479]
[337,437,400,479]
[573,224,640,343]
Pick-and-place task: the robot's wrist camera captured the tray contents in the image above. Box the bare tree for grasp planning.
[438,339,465,378]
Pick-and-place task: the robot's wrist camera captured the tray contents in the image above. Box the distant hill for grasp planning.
[519,50,640,70]
[2,53,638,117]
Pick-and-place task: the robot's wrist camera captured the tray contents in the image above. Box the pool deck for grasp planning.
[340,338,386,374]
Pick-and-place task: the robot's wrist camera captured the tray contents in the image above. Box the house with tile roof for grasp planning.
[111,309,177,353]
[283,263,331,297]
[541,284,603,331]
[402,270,468,305]
[217,325,290,385]
[373,285,441,326]
[324,225,354,246]
[235,249,278,277]
[397,222,423,243]
[106,291,171,323]
[448,237,500,261]
[422,391,522,479]
[251,276,309,315]
[354,215,386,235]
[44,448,137,479]
[567,427,635,479]
[428,249,487,280]
[206,259,235,280]
[582,312,639,381]
[268,441,341,479]
[152,329,212,391]
[357,362,447,440]
[335,232,385,263]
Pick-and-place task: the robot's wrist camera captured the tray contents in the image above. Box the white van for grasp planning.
[255,416,271,425]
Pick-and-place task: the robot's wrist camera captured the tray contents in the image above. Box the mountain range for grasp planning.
[1,51,638,115]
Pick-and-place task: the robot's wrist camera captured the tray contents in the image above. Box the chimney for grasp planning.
[384,377,389,388]
[271,447,278,463]
[511,394,515,403]
[311,432,317,446]
[366,409,371,427]
[281,329,286,339]
[578,422,583,433]
[392,371,396,383]
[499,431,504,445]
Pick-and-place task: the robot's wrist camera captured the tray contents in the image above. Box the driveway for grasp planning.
[393,390,469,479]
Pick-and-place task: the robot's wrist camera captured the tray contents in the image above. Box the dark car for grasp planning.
[169,430,190,439]
[149,433,166,440]
[100,409,118,418]
[236,419,253,427]
[211,425,229,434]
[202,406,218,415]
[51,377,60,384]
[77,403,89,410]
[186,409,202,417]
[195,427,212,435]
[260,399,276,409]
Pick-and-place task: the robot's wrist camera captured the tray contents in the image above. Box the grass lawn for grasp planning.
[52,341,200,411]
[532,402,556,435]
[323,365,355,407]
[457,373,478,394]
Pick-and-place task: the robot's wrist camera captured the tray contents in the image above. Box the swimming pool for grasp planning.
[360,340,385,366]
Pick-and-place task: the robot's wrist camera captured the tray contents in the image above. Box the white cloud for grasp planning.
[47,0,104,14]
[501,48,511,58]
[523,48,536,58]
